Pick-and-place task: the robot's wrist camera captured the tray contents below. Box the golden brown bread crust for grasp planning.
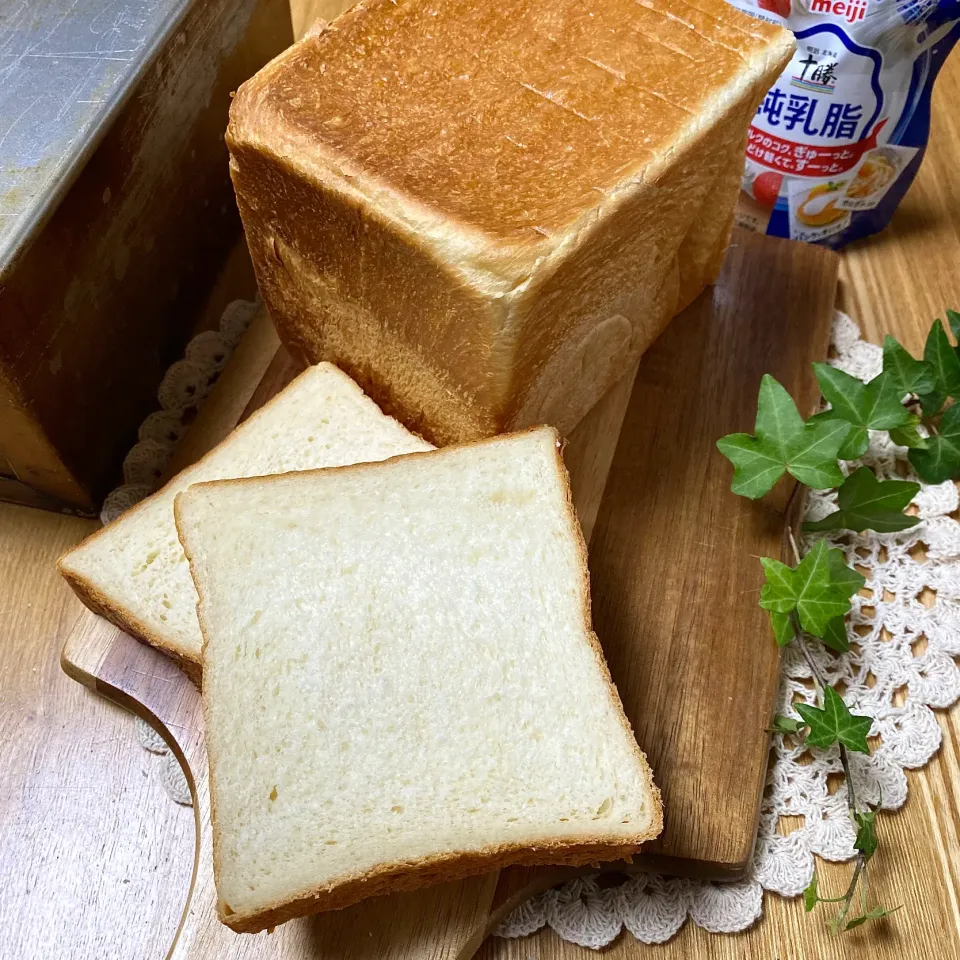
[58,567,203,686]
[228,0,793,446]
[232,0,785,245]
[175,426,662,934]
[219,838,649,934]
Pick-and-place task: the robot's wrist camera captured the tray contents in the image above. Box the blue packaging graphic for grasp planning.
[728,0,960,246]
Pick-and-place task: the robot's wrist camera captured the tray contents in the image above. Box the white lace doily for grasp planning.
[495,311,960,947]
[101,298,260,525]
[135,716,192,806]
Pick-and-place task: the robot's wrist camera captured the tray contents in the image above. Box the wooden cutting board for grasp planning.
[61,229,837,958]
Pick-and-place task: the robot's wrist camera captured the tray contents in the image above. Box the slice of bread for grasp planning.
[58,363,432,678]
[174,426,661,933]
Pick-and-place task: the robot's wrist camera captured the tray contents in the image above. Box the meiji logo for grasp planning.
[810,0,868,24]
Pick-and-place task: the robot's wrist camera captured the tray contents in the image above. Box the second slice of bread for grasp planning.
[175,426,661,933]
[57,363,432,676]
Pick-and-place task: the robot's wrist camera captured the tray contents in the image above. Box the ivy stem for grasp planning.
[794,620,866,930]
[785,531,861,816]
[834,857,865,930]
[795,627,827,688]
[788,529,802,566]
[838,738,859,820]
[790,619,861,819]
[785,529,867,930]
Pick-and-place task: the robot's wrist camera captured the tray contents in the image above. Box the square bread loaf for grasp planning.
[175,427,661,932]
[58,363,432,677]
[227,0,793,445]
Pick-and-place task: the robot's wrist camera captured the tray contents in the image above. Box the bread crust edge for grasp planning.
[219,836,658,934]
[56,566,203,685]
[549,431,664,843]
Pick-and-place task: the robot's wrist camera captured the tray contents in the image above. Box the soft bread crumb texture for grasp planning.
[57,364,432,668]
[176,427,660,931]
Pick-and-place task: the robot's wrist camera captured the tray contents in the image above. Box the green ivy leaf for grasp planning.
[888,421,928,449]
[839,425,869,460]
[769,610,794,648]
[760,542,852,637]
[920,318,960,409]
[947,308,960,343]
[803,874,819,912]
[811,366,915,460]
[816,550,864,652]
[771,713,805,735]
[844,904,901,931]
[909,402,960,484]
[853,808,878,861]
[807,411,867,460]
[882,335,936,397]
[828,548,866,598]
[717,376,849,499]
[765,548,860,649]
[759,559,798,614]
[821,616,850,653]
[802,467,921,534]
[795,685,873,753]
[919,390,947,418]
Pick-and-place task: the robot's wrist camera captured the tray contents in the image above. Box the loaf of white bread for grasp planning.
[227,0,793,445]
[58,364,432,678]
[175,427,661,932]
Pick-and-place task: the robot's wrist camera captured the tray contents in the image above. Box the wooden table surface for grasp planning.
[3,32,960,960]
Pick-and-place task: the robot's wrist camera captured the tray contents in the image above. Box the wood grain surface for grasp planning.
[0,505,195,960]
[588,230,836,876]
[2,9,960,960]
